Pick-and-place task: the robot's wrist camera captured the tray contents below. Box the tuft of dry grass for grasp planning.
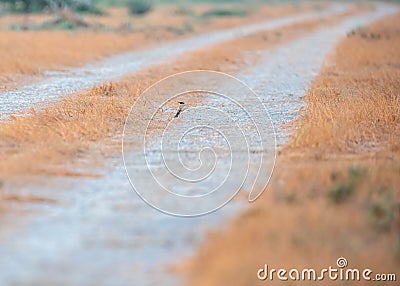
[0,81,139,177]
[183,11,400,286]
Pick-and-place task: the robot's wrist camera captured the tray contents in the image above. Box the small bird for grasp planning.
[174,101,185,118]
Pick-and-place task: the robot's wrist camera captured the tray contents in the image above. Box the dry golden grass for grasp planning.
[290,15,400,154]
[0,31,147,75]
[182,163,400,286]
[183,12,400,286]
[0,81,136,177]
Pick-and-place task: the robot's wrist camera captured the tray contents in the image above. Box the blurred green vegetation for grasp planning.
[126,0,152,15]
[327,167,364,204]
[93,0,303,7]
[0,0,306,15]
[0,0,310,31]
[0,0,104,14]
[367,187,395,232]
[202,8,247,17]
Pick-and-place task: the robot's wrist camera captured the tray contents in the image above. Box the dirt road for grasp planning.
[0,4,346,119]
[0,3,397,286]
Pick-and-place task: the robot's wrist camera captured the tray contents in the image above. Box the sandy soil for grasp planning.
[183,11,400,286]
